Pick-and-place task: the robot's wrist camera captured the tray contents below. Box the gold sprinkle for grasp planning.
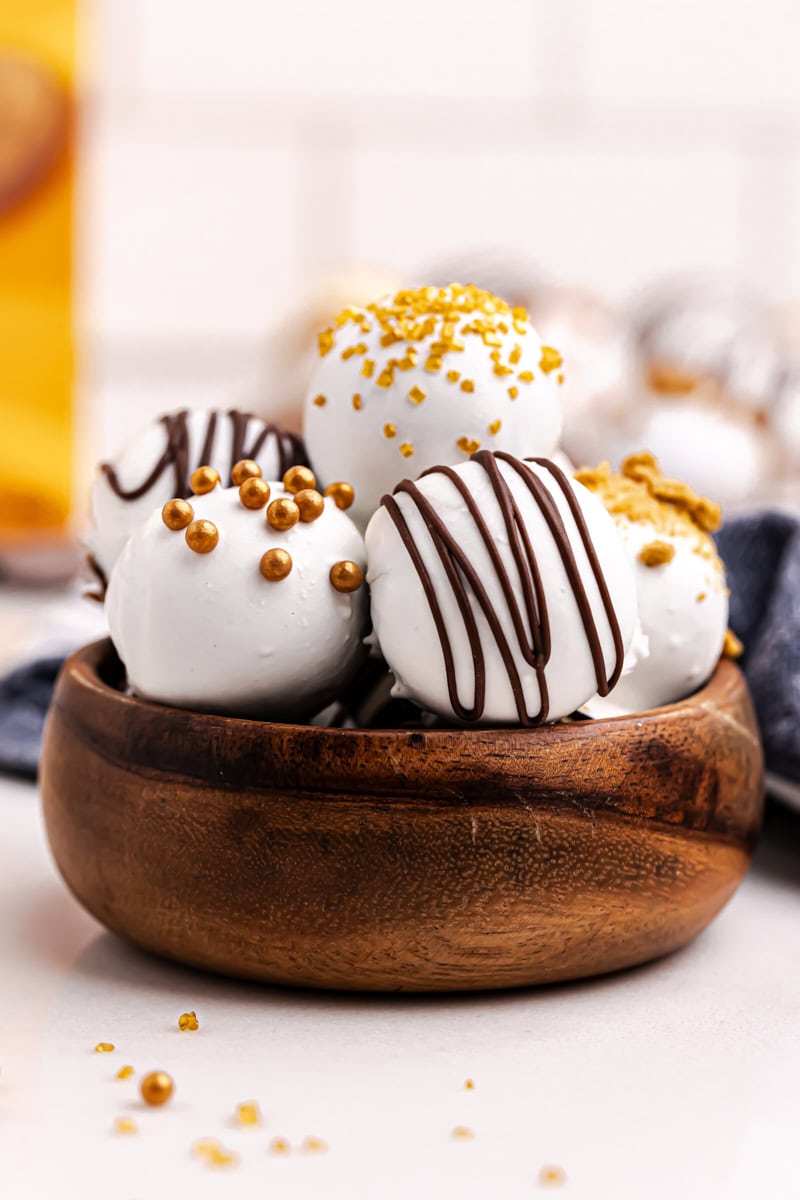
[452,1126,475,1141]
[162,498,194,531]
[352,393,363,410]
[723,629,744,659]
[539,345,563,374]
[236,1101,261,1127]
[302,1136,329,1154]
[239,477,271,509]
[267,498,300,532]
[341,342,367,360]
[538,1165,567,1187]
[324,481,355,510]
[190,465,220,495]
[313,394,327,407]
[697,592,707,603]
[638,540,676,567]
[283,465,316,494]
[269,1137,291,1155]
[509,344,522,365]
[557,372,564,385]
[318,329,335,357]
[330,560,364,593]
[260,548,292,581]
[376,367,394,388]
[492,363,514,376]
[508,385,518,399]
[114,1117,137,1136]
[488,420,502,436]
[140,1071,174,1107]
[409,385,426,404]
[518,370,534,384]
[361,359,375,379]
[446,370,461,383]
[425,356,442,372]
[193,1138,239,1168]
[95,1043,115,1053]
[460,380,475,393]
[399,442,415,458]
[295,489,325,522]
[185,520,219,554]
[465,1079,475,1090]
[383,423,397,438]
[178,1011,199,1032]
[231,458,261,486]
[456,436,480,455]
[115,1065,134,1080]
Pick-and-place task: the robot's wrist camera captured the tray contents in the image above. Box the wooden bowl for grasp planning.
[41,640,764,992]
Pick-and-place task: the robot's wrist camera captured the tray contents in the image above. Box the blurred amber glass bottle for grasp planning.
[0,0,75,543]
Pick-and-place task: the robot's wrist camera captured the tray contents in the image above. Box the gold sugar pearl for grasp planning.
[190,465,220,495]
[116,1065,135,1080]
[260,548,292,582]
[236,1101,261,1127]
[140,1071,174,1107]
[267,497,300,531]
[162,498,194,531]
[330,560,364,593]
[178,1010,199,1032]
[324,481,355,511]
[114,1117,137,1135]
[231,458,262,486]
[239,477,271,510]
[282,464,316,494]
[185,520,219,554]
[295,488,325,522]
[95,1042,115,1053]
[269,1137,291,1155]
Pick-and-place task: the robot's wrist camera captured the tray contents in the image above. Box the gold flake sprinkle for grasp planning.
[509,344,522,365]
[456,436,480,455]
[114,1117,137,1135]
[697,592,707,603]
[460,380,475,393]
[425,355,442,372]
[488,420,502,436]
[539,345,563,374]
[352,393,363,410]
[465,1079,475,1090]
[452,1126,475,1141]
[302,1136,329,1154]
[95,1043,115,1053]
[361,359,375,379]
[269,1137,291,1155]
[508,385,518,399]
[376,367,394,388]
[318,329,334,357]
[116,1065,134,1080]
[312,394,327,407]
[409,385,426,404]
[447,370,461,383]
[638,540,676,567]
[193,1138,239,1168]
[236,1101,261,1127]
[538,1165,567,1187]
[557,372,564,385]
[518,370,534,384]
[178,1011,199,1032]
[399,442,415,458]
[383,423,397,438]
[723,629,744,659]
[493,363,513,376]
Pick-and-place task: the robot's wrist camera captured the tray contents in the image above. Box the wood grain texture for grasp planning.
[41,640,764,992]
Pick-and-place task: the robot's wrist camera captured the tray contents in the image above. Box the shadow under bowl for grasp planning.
[41,640,764,992]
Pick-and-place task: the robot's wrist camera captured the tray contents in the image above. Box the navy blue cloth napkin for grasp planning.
[0,509,798,781]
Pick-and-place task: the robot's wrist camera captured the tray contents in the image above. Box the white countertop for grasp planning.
[2,772,799,1200]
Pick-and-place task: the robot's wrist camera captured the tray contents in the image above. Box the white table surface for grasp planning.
[1,774,799,1200]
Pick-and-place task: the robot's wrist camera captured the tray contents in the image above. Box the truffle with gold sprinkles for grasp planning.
[578,452,729,716]
[106,479,367,719]
[304,283,562,526]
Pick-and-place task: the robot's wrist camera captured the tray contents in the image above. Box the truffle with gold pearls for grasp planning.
[304,284,563,527]
[106,479,367,719]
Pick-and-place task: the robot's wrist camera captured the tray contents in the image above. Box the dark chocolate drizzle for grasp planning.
[100,409,307,501]
[84,552,108,603]
[380,452,625,726]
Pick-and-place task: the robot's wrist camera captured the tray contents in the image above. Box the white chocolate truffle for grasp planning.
[365,452,637,726]
[89,408,307,584]
[304,284,563,528]
[576,454,728,717]
[106,478,367,718]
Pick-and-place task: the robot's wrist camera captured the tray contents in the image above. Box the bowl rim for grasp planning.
[68,637,739,744]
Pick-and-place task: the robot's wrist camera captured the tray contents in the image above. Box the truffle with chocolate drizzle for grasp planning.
[365,452,637,725]
[88,407,309,589]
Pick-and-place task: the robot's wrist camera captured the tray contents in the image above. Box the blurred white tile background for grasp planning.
[76,0,800,458]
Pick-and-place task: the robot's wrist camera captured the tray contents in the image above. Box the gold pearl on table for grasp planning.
[324,481,355,511]
[185,519,219,553]
[260,548,292,581]
[231,458,262,486]
[140,1071,174,1107]
[190,465,220,495]
[239,477,270,510]
[161,498,194,531]
[282,465,316,494]
[267,497,299,531]
[294,488,325,522]
[330,560,363,593]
